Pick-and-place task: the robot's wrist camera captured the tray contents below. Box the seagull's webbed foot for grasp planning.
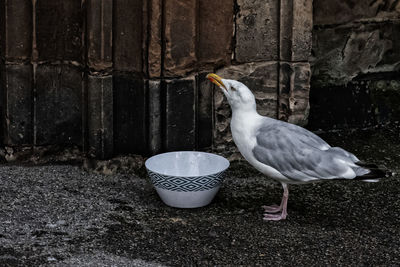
[262,183,289,221]
[263,212,287,221]
[262,204,281,213]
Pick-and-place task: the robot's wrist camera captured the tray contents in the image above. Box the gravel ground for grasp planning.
[1,126,399,266]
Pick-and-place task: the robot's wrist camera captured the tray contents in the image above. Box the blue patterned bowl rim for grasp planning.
[147,169,226,192]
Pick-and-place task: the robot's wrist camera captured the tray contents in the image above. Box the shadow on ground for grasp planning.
[1,125,399,266]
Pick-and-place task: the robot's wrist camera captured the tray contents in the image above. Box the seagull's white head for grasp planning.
[207,73,256,112]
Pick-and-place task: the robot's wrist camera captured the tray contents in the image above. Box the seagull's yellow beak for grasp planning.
[206,73,227,90]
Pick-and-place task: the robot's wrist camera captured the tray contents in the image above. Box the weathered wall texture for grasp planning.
[310,0,400,129]
[0,0,314,159]
[214,0,313,157]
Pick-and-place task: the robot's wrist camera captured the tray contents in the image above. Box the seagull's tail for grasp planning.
[353,161,389,182]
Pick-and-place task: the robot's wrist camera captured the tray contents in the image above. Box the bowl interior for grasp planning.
[145,151,229,177]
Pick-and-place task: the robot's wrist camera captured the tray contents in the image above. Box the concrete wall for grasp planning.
[309,0,400,129]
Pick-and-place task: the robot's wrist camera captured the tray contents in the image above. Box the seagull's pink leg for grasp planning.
[261,183,288,213]
[263,183,289,221]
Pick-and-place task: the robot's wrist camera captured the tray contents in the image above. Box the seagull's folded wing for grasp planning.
[252,121,360,183]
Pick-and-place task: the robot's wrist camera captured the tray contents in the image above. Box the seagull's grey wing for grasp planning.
[252,122,360,183]
[277,120,330,150]
[281,121,360,162]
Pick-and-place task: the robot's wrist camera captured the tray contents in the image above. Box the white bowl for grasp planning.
[145,151,230,208]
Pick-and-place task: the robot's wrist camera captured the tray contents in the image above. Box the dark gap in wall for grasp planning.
[308,72,400,130]
[144,0,151,78]
[160,0,166,78]
[81,0,88,152]
[113,72,147,155]
[276,0,282,119]
[160,79,167,152]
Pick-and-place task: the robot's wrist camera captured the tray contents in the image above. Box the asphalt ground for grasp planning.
[1,125,399,266]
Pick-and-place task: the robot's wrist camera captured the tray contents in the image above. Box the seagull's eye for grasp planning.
[231,87,236,91]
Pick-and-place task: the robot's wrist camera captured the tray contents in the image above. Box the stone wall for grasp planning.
[214,0,313,157]
[309,0,400,129]
[0,0,313,159]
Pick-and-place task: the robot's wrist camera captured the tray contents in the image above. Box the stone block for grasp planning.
[86,0,113,71]
[163,78,196,151]
[279,62,311,126]
[312,22,399,87]
[148,0,162,78]
[212,82,232,153]
[214,62,279,151]
[87,75,113,159]
[375,22,400,69]
[164,0,197,77]
[217,62,279,117]
[148,80,162,155]
[113,0,143,73]
[235,0,279,62]
[113,74,147,154]
[36,0,83,61]
[1,64,33,145]
[0,0,32,61]
[35,64,83,145]
[314,0,400,26]
[197,73,213,149]
[280,0,313,61]
[198,0,233,66]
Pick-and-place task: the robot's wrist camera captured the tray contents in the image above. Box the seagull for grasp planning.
[206,73,386,221]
